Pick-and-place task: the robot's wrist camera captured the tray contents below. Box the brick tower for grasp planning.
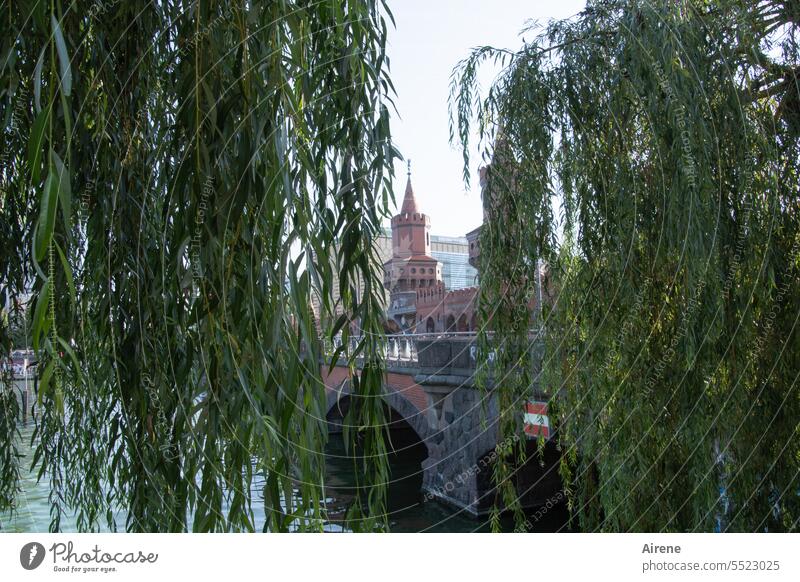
[384,162,443,331]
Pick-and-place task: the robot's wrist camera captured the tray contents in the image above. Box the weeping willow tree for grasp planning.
[0,0,399,532]
[452,0,800,532]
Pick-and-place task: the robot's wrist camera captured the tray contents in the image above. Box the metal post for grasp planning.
[535,258,543,324]
[21,388,27,424]
[23,357,29,422]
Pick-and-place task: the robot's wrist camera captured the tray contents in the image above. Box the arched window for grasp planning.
[457,314,468,332]
[426,317,435,333]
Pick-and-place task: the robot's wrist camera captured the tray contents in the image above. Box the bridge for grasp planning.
[7,338,561,519]
[322,332,562,517]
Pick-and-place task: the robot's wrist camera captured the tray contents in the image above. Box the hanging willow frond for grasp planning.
[451,0,800,532]
[1,0,399,532]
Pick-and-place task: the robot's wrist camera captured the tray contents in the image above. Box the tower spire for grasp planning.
[401,160,418,214]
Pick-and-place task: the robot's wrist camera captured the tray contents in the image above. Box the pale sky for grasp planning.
[385,0,586,237]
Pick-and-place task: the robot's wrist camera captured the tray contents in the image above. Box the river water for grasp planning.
[1,400,570,532]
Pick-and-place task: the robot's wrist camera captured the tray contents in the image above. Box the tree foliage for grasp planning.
[1,0,398,531]
[452,0,800,531]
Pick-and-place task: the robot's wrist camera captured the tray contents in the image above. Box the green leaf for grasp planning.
[56,336,82,383]
[332,313,349,337]
[33,46,45,113]
[34,166,59,262]
[54,240,75,309]
[51,14,72,97]
[31,1,47,34]
[28,106,49,184]
[51,151,72,232]
[32,277,51,352]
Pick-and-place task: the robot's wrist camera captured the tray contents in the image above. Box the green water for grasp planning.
[1,421,81,532]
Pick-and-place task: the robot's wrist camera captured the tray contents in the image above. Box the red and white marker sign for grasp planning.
[523,401,550,439]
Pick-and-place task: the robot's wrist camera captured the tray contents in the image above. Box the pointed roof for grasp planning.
[400,176,419,214]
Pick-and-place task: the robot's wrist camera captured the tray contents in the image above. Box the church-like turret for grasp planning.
[384,162,443,331]
[391,161,432,259]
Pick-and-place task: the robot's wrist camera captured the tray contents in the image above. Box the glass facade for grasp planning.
[429,234,478,290]
[432,250,478,290]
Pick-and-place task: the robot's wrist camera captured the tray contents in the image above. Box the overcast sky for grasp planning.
[384,0,585,237]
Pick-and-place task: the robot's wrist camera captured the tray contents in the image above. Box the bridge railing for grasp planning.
[322,335,423,369]
[321,329,544,373]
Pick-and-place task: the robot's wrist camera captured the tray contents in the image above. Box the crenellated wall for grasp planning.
[415,285,479,333]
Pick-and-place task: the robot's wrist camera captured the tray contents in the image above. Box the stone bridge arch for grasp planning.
[321,354,562,520]
[324,380,434,455]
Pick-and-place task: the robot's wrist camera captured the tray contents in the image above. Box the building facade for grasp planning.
[376,231,477,291]
[383,172,480,334]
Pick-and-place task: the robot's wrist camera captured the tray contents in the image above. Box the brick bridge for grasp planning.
[322,333,562,517]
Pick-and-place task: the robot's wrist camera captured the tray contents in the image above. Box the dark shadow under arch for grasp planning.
[474,438,567,530]
[457,313,468,332]
[324,385,431,519]
[445,314,456,332]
